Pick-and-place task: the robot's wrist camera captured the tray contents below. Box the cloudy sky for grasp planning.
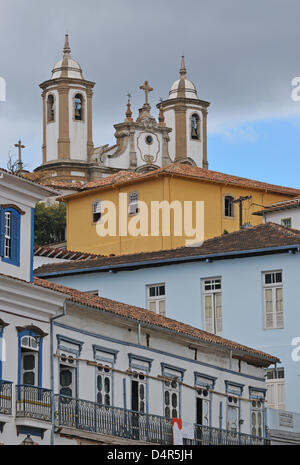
[1,0,300,187]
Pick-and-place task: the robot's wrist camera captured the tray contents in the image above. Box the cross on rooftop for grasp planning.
[14,139,25,172]
[139,80,153,105]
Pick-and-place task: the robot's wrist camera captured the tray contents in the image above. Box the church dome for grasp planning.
[168,56,198,100]
[51,34,84,80]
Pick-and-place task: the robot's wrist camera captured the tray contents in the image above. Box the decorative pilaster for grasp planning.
[57,86,70,160]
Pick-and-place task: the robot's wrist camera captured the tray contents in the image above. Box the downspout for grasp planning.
[138,323,141,345]
[50,300,67,445]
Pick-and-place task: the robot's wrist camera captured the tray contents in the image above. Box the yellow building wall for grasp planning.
[66,176,294,255]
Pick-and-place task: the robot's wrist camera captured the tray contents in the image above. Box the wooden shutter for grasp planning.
[215,293,222,333]
[264,288,274,329]
[204,294,214,333]
[159,299,166,316]
[276,287,284,328]
[0,208,4,257]
[10,209,20,266]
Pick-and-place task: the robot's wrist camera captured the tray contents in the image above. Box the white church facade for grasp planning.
[35,35,209,182]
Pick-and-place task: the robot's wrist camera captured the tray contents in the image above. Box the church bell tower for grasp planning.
[158,57,210,168]
[36,35,95,181]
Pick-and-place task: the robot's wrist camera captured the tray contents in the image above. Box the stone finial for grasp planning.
[63,33,71,56]
[179,55,187,77]
[125,93,133,122]
[158,98,165,126]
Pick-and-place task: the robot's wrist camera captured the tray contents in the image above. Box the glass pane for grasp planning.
[23,354,35,370]
[23,372,35,385]
[165,407,170,419]
[104,377,110,393]
[139,384,144,399]
[171,380,177,389]
[104,394,110,406]
[60,369,72,387]
[97,392,102,404]
[164,391,170,405]
[140,401,145,413]
[60,387,72,397]
[159,285,165,296]
[172,409,178,418]
[172,393,177,408]
[149,287,156,297]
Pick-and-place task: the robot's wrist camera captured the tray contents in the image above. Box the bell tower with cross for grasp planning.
[35,34,96,182]
[157,56,210,168]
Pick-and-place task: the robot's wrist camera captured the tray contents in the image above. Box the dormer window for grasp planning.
[74,94,83,121]
[191,113,200,140]
[47,94,55,122]
[0,206,21,267]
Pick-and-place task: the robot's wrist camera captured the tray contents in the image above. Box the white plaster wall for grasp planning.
[69,88,87,161]
[186,108,203,166]
[164,109,175,161]
[45,89,59,162]
[264,208,300,230]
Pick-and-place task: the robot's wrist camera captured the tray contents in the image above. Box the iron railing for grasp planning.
[183,423,269,445]
[16,385,52,421]
[0,381,12,415]
[54,395,173,444]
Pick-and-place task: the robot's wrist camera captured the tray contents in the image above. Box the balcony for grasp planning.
[184,424,269,445]
[16,385,52,422]
[0,381,12,416]
[54,395,173,444]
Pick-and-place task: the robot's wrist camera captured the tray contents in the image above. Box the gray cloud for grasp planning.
[1,0,300,169]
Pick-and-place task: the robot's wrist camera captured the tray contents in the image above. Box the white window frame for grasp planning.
[265,367,285,410]
[263,271,284,330]
[226,396,240,432]
[4,211,11,258]
[96,361,112,406]
[92,199,102,224]
[250,399,264,437]
[59,353,77,399]
[202,278,222,335]
[281,218,292,228]
[146,283,166,316]
[163,377,180,420]
[128,191,139,216]
[196,387,210,426]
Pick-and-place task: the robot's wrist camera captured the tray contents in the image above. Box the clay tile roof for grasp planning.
[34,222,300,276]
[254,197,300,215]
[32,276,279,366]
[59,164,300,199]
[39,180,84,190]
[33,245,104,260]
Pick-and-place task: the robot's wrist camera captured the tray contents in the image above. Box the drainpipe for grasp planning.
[229,350,232,370]
[50,300,67,445]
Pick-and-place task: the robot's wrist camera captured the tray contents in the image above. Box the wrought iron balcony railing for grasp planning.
[184,423,269,445]
[16,385,52,422]
[54,395,173,444]
[0,380,12,415]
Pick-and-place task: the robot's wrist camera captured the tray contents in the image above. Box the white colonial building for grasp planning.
[0,168,277,445]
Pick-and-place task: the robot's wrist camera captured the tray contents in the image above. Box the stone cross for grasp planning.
[139,80,153,105]
[14,139,25,171]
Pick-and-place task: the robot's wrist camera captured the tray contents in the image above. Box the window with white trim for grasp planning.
[281,218,292,228]
[21,335,39,386]
[96,362,112,406]
[131,370,147,413]
[128,191,139,215]
[4,212,11,258]
[202,278,222,334]
[263,271,284,329]
[164,378,179,419]
[227,395,239,432]
[224,195,234,217]
[59,354,76,399]
[266,367,285,410]
[146,284,166,316]
[92,200,102,223]
[196,387,210,426]
[251,399,263,437]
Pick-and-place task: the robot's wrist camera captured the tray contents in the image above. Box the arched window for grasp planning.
[224,195,234,217]
[47,94,55,122]
[74,94,83,121]
[191,113,200,140]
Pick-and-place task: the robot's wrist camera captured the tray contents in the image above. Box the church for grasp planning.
[35,35,209,182]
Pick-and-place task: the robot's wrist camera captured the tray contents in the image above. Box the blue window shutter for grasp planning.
[10,209,20,266]
[0,208,4,257]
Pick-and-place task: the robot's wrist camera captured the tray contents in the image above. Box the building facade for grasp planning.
[34,222,300,415]
[58,163,300,255]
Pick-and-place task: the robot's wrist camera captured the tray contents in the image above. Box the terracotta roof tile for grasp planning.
[34,222,300,276]
[60,164,300,198]
[32,276,279,365]
[34,245,104,260]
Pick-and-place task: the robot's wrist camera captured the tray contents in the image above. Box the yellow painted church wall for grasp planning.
[65,176,294,256]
